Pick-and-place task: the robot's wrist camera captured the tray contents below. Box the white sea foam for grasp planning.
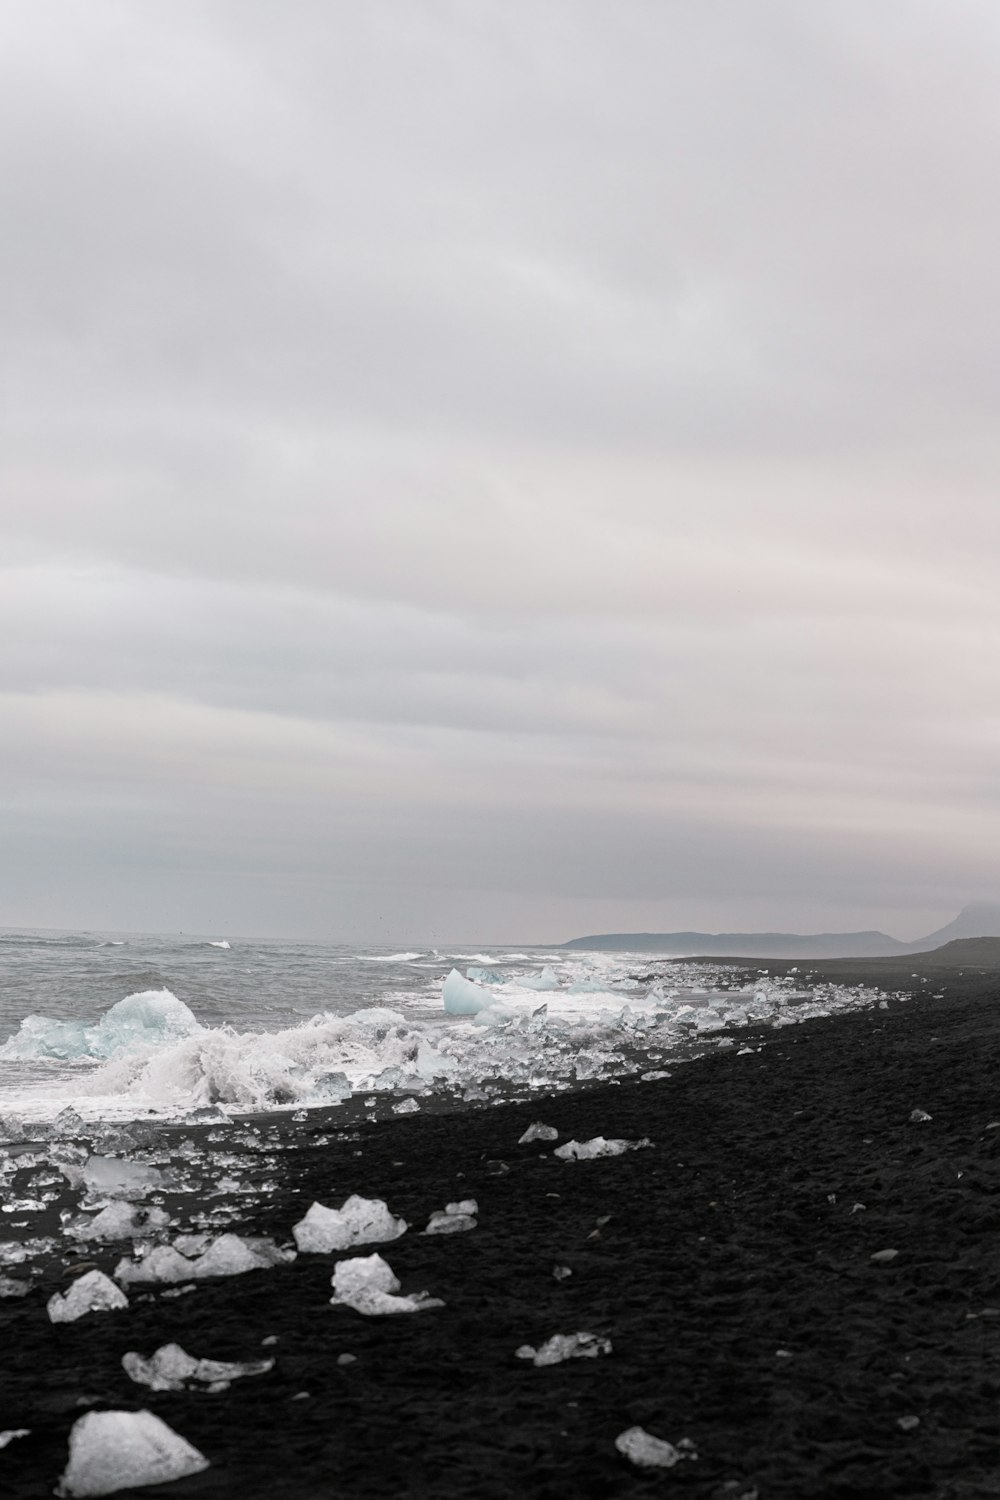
[0,956,906,1123]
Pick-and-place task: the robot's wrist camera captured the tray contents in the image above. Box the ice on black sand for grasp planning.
[424,1199,478,1234]
[554,1136,652,1161]
[115,1232,294,1285]
[615,1427,698,1468]
[330,1253,443,1315]
[516,1332,611,1366]
[48,1270,128,1323]
[293,1195,407,1253]
[518,1122,558,1144]
[57,1410,208,1497]
[122,1342,273,1393]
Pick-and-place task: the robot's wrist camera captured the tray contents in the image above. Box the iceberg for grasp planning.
[57,1410,208,1496]
[122,1342,273,1392]
[115,1232,294,1285]
[554,1136,653,1161]
[329,1253,443,1315]
[292,1196,407,1254]
[442,969,493,1015]
[48,1270,129,1323]
[520,966,559,991]
[0,989,201,1062]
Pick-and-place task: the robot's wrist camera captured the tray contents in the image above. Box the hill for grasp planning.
[562,903,1000,960]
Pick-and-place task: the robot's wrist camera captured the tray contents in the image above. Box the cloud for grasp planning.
[2,1,999,939]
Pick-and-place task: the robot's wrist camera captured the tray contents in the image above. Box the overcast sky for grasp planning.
[3,1,1000,943]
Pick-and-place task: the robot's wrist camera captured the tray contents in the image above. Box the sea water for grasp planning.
[0,927,900,1125]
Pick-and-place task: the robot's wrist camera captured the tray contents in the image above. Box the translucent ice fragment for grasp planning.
[66,1201,170,1242]
[521,967,559,991]
[122,1342,273,1392]
[466,966,505,984]
[48,1270,129,1323]
[0,1276,31,1297]
[292,1196,407,1253]
[329,1253,443,1315]
[442,969,492,1015]
[554,1137,652,1161]
[393,1098,420,1114]
[80,1156,167,1199]
[57,1409,209,1496]
[909,1108,932,1122]
[615,1426,696,1468]
[115,1233,294,1285]
[518,1122,558,1144]
[516,1332,611,1366]
[0,1429,29,1448]
[424,1198,477,1234]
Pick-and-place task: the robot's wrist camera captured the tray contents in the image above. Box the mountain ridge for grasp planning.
[561,904,1000,959]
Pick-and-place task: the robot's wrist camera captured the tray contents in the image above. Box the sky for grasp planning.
[3,1,1000,944]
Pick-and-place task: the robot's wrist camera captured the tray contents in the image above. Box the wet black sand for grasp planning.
[5,962,1000,1498]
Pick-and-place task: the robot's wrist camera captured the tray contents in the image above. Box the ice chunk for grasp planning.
[292,1196,407,1253]
[393,1097,420,1114]
[0,1114,26,1143]
[424,1199,478,1235]
[115,1232,294,1285]
[66,1201,170,1242]
[48,1270,129,1323]
[0,1276,31,1297]
[466,966,505,984]
[329,1253,443,1315]
[518,1122,559,1144]
[516,1332,611,1366]
[554,1136,652,1160]
[122,1342,273,1392]
[57,1410,209,1496]
[442,969,493,1015]
[614,1426,696,1468]
[521,966,560,991]
[909,1108,932,1122]
[79,1156,167,1199]
[1,988,201,1062]
[0,1429,29,1448]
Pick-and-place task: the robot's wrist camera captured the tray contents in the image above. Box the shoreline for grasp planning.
[4,965,1000,1496]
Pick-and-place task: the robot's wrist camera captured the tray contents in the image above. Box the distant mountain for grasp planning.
[561,929,907,959]
[561,904,1000,961]
[900,936,1000,967]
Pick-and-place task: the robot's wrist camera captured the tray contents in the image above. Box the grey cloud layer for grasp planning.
[2,1,999,939]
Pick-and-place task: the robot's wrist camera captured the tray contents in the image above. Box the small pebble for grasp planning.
[897,1415,920,1432]
[337,1354,357,1366]
[871,1248,899,1263]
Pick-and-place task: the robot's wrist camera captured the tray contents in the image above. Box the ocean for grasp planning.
[0,927,893,1126]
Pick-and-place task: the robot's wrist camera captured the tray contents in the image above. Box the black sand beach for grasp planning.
[4,961,1000,1498]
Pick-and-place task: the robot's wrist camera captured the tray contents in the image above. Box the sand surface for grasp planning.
[3,963,1000,1497]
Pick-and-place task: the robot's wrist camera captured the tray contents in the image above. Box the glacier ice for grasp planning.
[554,1136,653,1161]
[442,969,493,1015]
[0,1429,29,1449]
[48,1270,129,1323]
[520,966,560,991]
[614,1426,697,1468]
[0,989,201,1062]
[115,1232,294,1285]
[516,1332,612,1366]
[392,1097,420,1114]
[466,966,506,983]
[329,1253,443,1315]
[66,1201,171,1243]
[518,1122,559,1144]
[424,1199,478,1235]
[0,1276,32,1297]
[56,1410,209,1496]
[292,1195,407,1253]
[122,1342,273,1392]
[78,1156,167,1199]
